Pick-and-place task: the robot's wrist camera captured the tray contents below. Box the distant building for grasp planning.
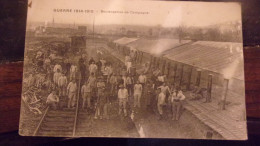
[45,27,76,35]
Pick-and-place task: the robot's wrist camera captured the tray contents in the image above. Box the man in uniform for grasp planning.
[134,81,142,108]
[94,76,108,119]
[109,73,118,98]
[158,74,166,85]
[87,73,97,101]
[43,57,51,71]
[126,75,134,97]
[169,87,186,121]
[58,73,67,97]
[89,62,98,76]
[89,57,95,65]
[138,73,147,87]
[67,79,77,108]
[104,63,113,81]
[54,63,62,73]
[144,80,153,109]
[70,64,77,81]
[125,55,132,74]
[81,82,91,110]
[78,55,86,83]
[118,84,129,117]
[157,88,166,120]
[53,69,62,87]
[157,82,171,100]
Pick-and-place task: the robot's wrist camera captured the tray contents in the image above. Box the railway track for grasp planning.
[33,46,139,137]
[33,75,82,137]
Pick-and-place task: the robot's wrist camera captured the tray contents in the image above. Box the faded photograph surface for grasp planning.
[19,0,247,140]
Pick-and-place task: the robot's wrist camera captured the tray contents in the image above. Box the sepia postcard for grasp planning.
[19,0,247,140]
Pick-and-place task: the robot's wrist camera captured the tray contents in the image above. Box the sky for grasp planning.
[27,0,242,27]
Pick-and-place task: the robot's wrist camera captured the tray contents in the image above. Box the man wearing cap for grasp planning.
[157,88,166,120]
[88,57,95,65]
[87,73,97,100]
[169,87,186,121]
[125,55,132,74]
[118,84,129,117]
[43,57,51,71]
[122,75,127,88]
[130,50,136,63]
[81,82,91,110]
[157,82,171,97]
[144,80,153,109]
[109,73,118,98]
[126,75,134,97]
[138,73,147,87]
[67,79,77,108]
[58,73,68,97]
[95,77,107,119]
[87,73,96,88]
[78,55,86,82]
[134,81,142,108]
[158,74,166,85]
[70,64,77,81]
[99,57,106,73]
[54,63,62,73]
[89,62,98,76]
[103,64,112,77]
[53,69,62,86]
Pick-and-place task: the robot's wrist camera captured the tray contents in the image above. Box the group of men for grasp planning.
[29,46,189,121]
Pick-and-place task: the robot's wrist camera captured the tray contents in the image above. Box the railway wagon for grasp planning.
[111,37,245,117]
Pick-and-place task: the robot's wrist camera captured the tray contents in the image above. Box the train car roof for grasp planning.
[126,38,191,56]
[164,41,244,80]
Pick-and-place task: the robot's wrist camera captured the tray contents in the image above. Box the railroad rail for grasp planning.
[33,75,81,137]
[32,47,134,137]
